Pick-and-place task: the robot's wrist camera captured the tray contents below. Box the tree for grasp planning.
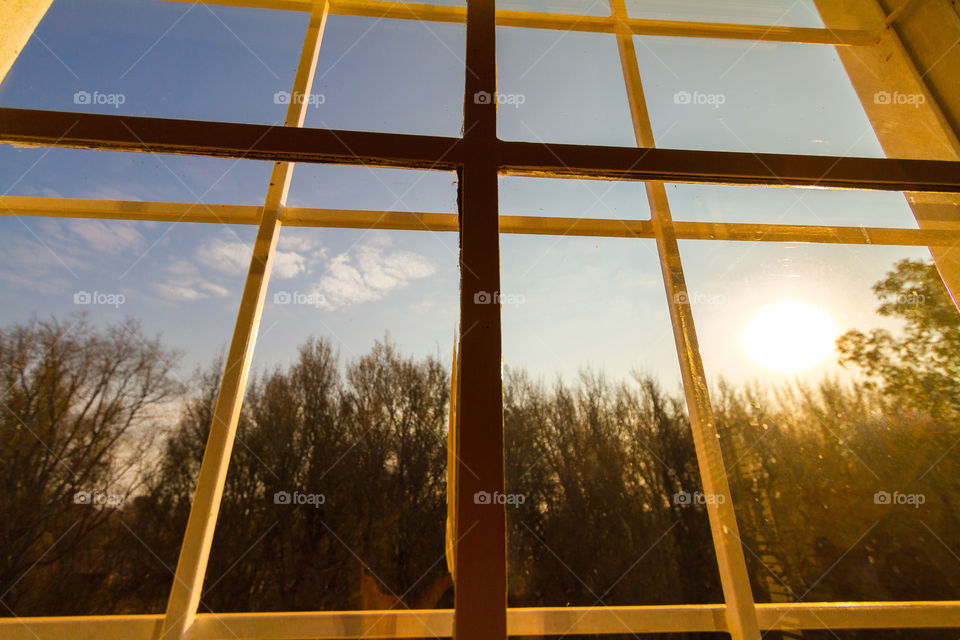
[0,315,180,614]
[837,259,960,420]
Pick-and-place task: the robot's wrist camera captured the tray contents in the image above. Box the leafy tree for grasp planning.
[837,259,960,419]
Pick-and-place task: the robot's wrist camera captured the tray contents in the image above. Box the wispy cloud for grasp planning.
[197,235,312,280]
[312,236,434,310]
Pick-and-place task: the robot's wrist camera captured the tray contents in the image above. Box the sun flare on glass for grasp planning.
[742,300,839,373]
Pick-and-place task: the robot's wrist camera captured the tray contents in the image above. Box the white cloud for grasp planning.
[155,259,233,303]
[278,235,319,253]
[314,237,434,309]
[197,238,251,275]
[273,250,308,279]
[196,235,310,280]
[155,283,208,302]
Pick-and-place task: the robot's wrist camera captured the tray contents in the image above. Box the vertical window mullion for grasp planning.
[455,1,507,639]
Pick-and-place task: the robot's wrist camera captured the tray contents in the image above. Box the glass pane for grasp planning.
[626,0,825,28]
[204,222,458,611]
[0,146,272,204]
[666,183,920,229]
[633,36,884,157]
[501,233,724,608]
[497,0,611,16]
[679,239,960,603]
[303,15,464,137]
[500,175,650,220]
[0,216,250,615]
[497,28,635,146]
[288,165,458,212]
[0,0,306,124]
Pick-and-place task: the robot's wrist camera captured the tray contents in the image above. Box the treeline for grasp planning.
[1,260,959,640]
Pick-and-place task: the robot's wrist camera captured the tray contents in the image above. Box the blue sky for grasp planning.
[0,0,936,392]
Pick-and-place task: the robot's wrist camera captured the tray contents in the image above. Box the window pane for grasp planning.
[500,175,650,220]
[666,183,920,229]
[679,239,960,603]
[0,216,251,615]
[303,15,464,137]
[497,28,635,146]
[0,0,306,124]
[289,165,458,212]
[0,146,272,204]
[501,233,724,609]
[625,0,825,28]
[633,36,883,157]
[497,0,611,16]
[203,224,458,611]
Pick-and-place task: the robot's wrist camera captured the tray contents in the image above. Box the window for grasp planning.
[1,0,959,639]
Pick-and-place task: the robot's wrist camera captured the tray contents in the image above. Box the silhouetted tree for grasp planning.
[0,315,180,614]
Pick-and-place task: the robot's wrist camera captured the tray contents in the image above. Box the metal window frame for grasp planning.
[1,0,959,639]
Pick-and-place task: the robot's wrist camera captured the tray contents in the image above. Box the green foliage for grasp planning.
[837,259,960,419]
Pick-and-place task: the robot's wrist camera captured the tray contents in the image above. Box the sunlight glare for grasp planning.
[742,300,839,373]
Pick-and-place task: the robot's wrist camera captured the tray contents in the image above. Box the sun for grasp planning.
[742,300,839,373]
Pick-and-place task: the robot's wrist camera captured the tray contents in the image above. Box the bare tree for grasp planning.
[0,314,180,614]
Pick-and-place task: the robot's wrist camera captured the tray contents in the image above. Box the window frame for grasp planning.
[1,0,959,638]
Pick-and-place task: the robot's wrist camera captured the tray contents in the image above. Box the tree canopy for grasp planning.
[1,259,959,640]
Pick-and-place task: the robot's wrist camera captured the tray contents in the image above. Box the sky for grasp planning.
[0,0,941,395]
